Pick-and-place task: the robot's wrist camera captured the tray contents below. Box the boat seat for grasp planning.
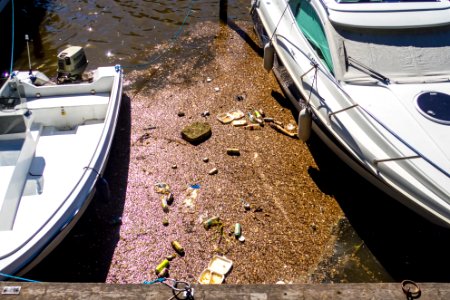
[0,120,43,231]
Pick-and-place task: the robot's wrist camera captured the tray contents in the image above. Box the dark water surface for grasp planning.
[2,0,250,75]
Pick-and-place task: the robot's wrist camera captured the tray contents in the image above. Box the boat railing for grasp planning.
[279,44,449,179]
[327,101,450,179]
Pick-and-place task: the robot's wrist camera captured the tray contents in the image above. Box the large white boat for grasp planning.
[251,0,450,227]
[0,46,123,278]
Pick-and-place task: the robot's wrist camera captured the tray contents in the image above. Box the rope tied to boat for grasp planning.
[143,277,194,300]
[0,271,40,283]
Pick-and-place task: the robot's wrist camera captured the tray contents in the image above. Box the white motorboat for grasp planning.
[251,0,450,227]
[0,46,123,279]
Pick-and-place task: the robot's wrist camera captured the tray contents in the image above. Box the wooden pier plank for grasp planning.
[2,282,450,299]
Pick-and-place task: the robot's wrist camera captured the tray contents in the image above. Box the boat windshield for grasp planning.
[330,24,450,83]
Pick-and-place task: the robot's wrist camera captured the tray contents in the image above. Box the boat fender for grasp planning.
[263,42,275,71]
[298,107,312,142]
[97,176,111,202]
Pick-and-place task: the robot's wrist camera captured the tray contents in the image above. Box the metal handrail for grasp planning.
[268,17,450,179]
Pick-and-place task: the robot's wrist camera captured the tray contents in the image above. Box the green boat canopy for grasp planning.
[290,0,334,72]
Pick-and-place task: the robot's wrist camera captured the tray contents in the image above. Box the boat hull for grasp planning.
[0,66,123,279]
[251,1,450,228]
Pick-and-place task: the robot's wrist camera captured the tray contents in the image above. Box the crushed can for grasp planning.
[161,197,169,213]
[165,193,174,205]
[171,240,185,255]
[234,223,242,238]
[157,267,169,278]
[226,148,240,156]
[155,259,170,275]
[203,216,220,229]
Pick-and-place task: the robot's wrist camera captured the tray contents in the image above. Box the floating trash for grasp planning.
[198,255,233,284]
[161,197,169,213]
[155,182,170,194]
[171,164,177,169]
[217,113,233,124]
[155,259,170,275]
[216,110,245,124]
[274,120,283,126]
[243,124,261,130]
[229,111,245,120]
[166,254,177,261]
[206,77,212,82]
[214,87,220,92]
[208,168,218,175]
[247,112,256,124]
[269,123,298,138]
[183,185,200,212]
[201,111,210,117]
[285,123,296,132]
[172,241,185,255]
[162,217,169,226]
[231,119,247,127]
[144,125,157,130]
[238,235,245,242]
[165,193,174,205]
[235,93,246,101]
[203,216,221,230]
[177,111,185,117]
[157,267,169,278]
[198,269,224,285]
[226,148,240,156]
[203,157,209,163]
[240,198,251,211]
[234,223,242,238]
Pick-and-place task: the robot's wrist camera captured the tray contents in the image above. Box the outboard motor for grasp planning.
[56,46,88,84]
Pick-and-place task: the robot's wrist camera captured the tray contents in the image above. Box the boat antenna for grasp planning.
[25,34,32,75]
[9,0,15,77]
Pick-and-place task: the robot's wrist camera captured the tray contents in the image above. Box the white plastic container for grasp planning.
[198,255,233,284]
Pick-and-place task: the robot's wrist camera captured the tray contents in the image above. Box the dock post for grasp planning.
[219,0,227,23]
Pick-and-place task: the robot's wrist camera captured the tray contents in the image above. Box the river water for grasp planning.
[3,0,450,285]
[3,0,250,75]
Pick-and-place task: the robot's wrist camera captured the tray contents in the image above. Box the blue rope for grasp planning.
[9,0,15,76]
[143,277,165,285]
[121,0,194,70]
[0,272,41,283]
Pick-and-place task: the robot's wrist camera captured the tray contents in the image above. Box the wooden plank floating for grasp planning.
[2,282,450,299]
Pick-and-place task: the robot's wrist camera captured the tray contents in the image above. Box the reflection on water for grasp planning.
[5,0,250,75]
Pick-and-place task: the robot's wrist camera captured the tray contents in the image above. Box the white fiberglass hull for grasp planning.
[0,65,123,278]
[252,0,450,227]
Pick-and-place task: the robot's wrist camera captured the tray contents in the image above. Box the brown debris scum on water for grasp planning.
[106,20,344,284]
